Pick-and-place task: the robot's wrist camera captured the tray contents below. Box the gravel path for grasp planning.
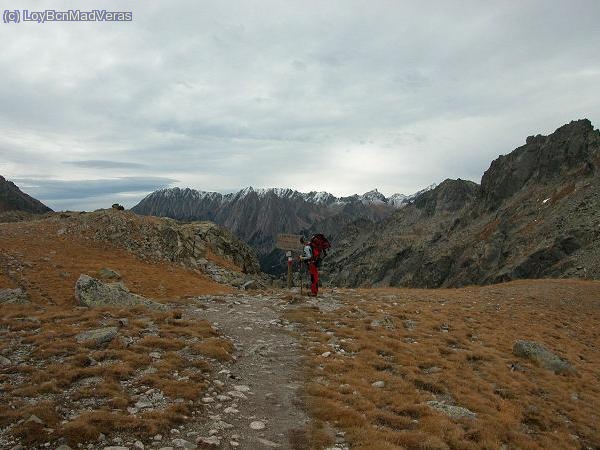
[183,292,312,450]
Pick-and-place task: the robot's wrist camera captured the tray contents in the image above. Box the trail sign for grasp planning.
[276,233,303,251]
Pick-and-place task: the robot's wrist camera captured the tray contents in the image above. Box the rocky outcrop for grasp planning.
[0,175,52,214]
[481,119,598,210]
[326,119,600,288]
[0,288,30,304]
[55,210,266,287]
[75,275,168,310]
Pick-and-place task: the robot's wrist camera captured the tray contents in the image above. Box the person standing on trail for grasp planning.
[299,234,330,297]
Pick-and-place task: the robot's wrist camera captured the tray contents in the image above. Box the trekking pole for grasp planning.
[300,260,303,295]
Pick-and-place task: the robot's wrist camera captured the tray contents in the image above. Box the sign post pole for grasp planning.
[286,251,292,289]
[276,234,304,291]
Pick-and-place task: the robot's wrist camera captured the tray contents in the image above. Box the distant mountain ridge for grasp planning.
[0,175,52,214]
[131,185,435,273]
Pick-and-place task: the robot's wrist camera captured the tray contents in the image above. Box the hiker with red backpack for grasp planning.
[299,234,331,297]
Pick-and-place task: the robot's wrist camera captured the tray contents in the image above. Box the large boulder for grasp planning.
[75,275,167,310]
[512,340,575,374]
[0,288,30,304]
[75,327,118,347]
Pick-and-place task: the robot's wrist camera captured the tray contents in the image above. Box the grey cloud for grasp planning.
[63,160,147,169]
[0,0,599,209]
[13,176,177,202]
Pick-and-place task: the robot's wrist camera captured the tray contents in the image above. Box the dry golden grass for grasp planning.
[0,218,231,307]
[0,302,225,447]
[288,280,600,450]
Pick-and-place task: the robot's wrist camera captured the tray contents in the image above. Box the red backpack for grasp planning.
[309,234,331,263]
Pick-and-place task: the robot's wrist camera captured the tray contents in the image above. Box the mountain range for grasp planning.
[131,185,435,273]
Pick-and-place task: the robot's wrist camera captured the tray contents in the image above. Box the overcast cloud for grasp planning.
[1,0,599,210]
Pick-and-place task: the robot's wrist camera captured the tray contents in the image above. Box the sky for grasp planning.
[0,0,599,211]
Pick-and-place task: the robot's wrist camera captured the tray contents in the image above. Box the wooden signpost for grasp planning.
[276,234,303,289]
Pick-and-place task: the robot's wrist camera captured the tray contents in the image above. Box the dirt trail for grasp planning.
[181,290,344,450]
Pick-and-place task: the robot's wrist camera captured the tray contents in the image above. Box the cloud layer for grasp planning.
[1,0,599,210]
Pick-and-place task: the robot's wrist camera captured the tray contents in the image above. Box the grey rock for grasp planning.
[0,355,12,366]
[0,288,30,304]
[371,381,385,389]
[256,438,281,448]
[426,401,477,419]
[512,340,575,374]
[75,275,167,310]
[172,438,195,449]
[26,414,44,425]
[98,267,121,280]
[75,327,118,347]
[370,315,396,329]
[250,420,266,430]
[196,436,220,447]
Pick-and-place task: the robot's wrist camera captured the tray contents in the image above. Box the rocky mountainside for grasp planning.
[0,175,52,214]
[132,185,433,273]
[325,119,600,287]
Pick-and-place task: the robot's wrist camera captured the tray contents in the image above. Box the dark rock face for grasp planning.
[481,119,598,210]
[0,175,52,214]
[326,119,600,288]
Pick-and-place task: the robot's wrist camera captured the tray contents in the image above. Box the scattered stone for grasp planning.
[103,447,129,450]
[372,381,385,389]
[229,442,239,448]
[172,438,195,449]
[56,445,73,450]
[512,340,575,374]
[98,267,122,280]
[223,406,239,414]
[0,355,12,367]
[133,442,144,450]
[242,280,257,290]
[0,288,30,304]
[196,436,220,447]
[75,274,167,310]
[75,327,119,347]
[370,315,396,329]
[149,352,162,359]
[426,401,477,419]
[118,318,129,327]
[403,319,417,330]
[250,420,266,430]
[10,446,25,450]
[233,385,251,392]
[321,351,331,358]
[202,397,215,403]
[153,435,163,441]
[257,438,281,448]
[26,414,44,425]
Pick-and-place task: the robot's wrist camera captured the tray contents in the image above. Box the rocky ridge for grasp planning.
[51,210,267,288]
[325,119,600,288]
